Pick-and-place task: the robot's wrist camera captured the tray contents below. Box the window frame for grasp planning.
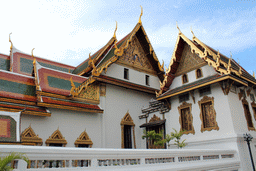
[198,96,219,132]
[145,75,150,86]
[195,68,203,79]
[242,99,255,131]
[178,102,195,135]
[182,74,189,84]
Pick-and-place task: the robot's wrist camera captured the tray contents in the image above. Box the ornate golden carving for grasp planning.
[116,36,156,75]
[21,126,43,146]
[74,130,93,147]
[120,111,135,126]
[120,112,136,149]
[33,55,42,102]
[176,44,206,76]
[218,80,234,95]
[138,6,143,24]
[198,96,219,132]
[45,129,67,147]
[149,114,161,122]
[70,76,96,97]
[113,21,117,38]
[178,102,195,135]
[9,33,13,72]
[78,83,99,101]
[242,99,255,131]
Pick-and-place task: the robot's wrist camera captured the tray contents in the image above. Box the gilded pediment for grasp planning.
[117,36,156,75]
[175,43,206,76]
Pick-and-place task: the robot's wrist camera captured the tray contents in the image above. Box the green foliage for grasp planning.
[170,128,187,149]
[0,152,29,171]
[142,130,165,147]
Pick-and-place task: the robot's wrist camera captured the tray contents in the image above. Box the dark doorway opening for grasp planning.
[124,125,132,148]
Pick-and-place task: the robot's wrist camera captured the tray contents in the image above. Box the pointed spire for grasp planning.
[113,21,118,38]
[253,71,255,78]
[190,26,195,38]
[9,33,13,50]
[176,21,181,34]
[32,48,36,65]
[230,51,232,60]
[138,6,143,24]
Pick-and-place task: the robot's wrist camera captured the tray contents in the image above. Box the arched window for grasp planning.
[45,129,67,147]
[196,68,203,79]
[182,74,188,84]
[21,126,42,146]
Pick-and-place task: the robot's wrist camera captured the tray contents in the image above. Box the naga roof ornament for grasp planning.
[9,33,13,50]
[113,21,118,39]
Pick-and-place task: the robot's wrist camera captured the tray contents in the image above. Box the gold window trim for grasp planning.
[182,74,189,84]
[178,102,195,135]
[45,129,67,147]
[195,68,203,79]
[74,130,93,147]
[251,102,256,120]
[120,112,136,149]
[242,99,255,131]
[21,126,43,146]
[198,96,219,132]
[149,114,161,122]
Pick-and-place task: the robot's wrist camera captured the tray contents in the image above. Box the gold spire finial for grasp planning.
[253,71,255,78]
[9,32,13,50]
[32,48,36,65]
[230,51,232,59]
[138,5,143,24]
[31,48,35,58]
[217,50,220,57]
[190,26,195,38]
[113,21,118,38]
[176,21,181,34]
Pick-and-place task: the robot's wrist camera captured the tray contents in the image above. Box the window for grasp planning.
[182,74,188,84]
[251,102,256,120]
[74,131,93,148]
[124,68,129,80]
[145,75,150,86]
[199,86,211,97]
[250,94,255,102]
[179,93,189,103]
[196,69,203,79]
[242,99,255,131]
[198,96,219,132]
[178,102,195,134]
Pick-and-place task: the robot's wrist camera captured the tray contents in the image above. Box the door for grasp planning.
[124,125,132,148]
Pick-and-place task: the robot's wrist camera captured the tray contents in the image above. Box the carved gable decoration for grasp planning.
[21,126,43,145]
[78,83,100,103]
[149,114,161,123]
[74,130,93,147]
[176,43,206,76]
[45,129,67,146]
[120,112,135,126]
[117,36,156,75]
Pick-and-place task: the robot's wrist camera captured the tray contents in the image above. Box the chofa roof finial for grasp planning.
[9,32,13,50]
[138,5,143,24]
[32,48,36,65]
[176,21,181,34]
[190,26,195,38]
[113,21,118,38]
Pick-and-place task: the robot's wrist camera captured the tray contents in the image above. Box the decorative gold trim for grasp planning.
[251,102,256,120]
[74,130,93,147]
[198,96,219,132]
[21,126,43,146]
[120,111,135,126]
[0,97,36,106]
[157,75,248,100]
[113,21,117,38]
[178,102,195,135]
[70,76,96,97]
[45,129,67,147]
[33,56,42,102]
[195,68,203,79]
[9,33,13,72]
[0,107,50,117]
[149,114,161,122]
[138,6,143,24]
[120,111,136,149]
[242,99,256,131]
[100,83,106,96]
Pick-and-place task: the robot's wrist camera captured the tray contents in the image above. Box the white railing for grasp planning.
[0,145,240,171]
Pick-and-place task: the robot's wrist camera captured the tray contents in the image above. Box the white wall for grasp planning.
[165,83,236,146]
[103,84,155,149]
[21,108,102,148]
[170,65,217,90]
[101,63,160,90]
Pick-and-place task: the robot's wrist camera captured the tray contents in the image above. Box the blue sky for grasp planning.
[0,0,256,74]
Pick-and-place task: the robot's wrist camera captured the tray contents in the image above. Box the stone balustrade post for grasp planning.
[17,159,27,171]
[91,158,98,168]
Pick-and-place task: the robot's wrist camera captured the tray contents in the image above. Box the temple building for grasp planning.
[1,9,256,169]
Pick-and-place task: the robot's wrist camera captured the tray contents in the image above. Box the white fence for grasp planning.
[0,145,240,171]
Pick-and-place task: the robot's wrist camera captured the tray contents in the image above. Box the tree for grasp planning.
[142,130,165,148]
[170,128,187,149]
[0,152,29,171]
